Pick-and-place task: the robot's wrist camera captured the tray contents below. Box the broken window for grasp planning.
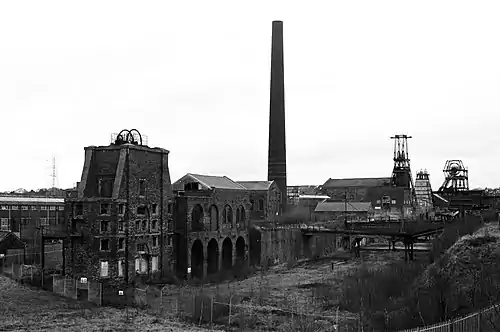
[191,204,204,231]
[184,182,200,191]
[258,199,264,211]
[0,218,10,231]
[118,220,124,232]
[209,205,218,231]
[98,177,113,197]
[74,203,83,216]
[100,239,110,251]
[21,206,28,211]
[137,206,146,216]
[137,243,145,252]
[139,179,146,196]
[100,220,110,232]
[100,203,110,215]
[118,238,125,250]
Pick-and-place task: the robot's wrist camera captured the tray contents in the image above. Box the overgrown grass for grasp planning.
[325,214,493,331]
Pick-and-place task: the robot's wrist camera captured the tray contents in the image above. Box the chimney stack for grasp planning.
[268,21,287,215]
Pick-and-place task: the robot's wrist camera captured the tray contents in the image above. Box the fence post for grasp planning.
[210,298,214,327]
[228,296,232,325]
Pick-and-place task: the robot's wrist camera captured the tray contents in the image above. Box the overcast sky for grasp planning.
[1,1,499,192]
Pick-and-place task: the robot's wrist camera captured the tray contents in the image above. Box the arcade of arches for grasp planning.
[190,236,247,279]
[190,204,247,232]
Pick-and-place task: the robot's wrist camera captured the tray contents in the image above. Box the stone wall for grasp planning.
[257,226,338,266]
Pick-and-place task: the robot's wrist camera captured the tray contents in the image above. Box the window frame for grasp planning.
[100,238,110,252]
[100,260,109,278]
[100,203,110,216]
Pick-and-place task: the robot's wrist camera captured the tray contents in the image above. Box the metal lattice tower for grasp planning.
[390,134,417,205]
[415,169,433,211]
[438,160,469,193]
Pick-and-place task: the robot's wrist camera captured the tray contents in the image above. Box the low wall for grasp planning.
[258,226,338,266]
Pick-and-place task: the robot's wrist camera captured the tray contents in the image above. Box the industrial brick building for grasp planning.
[237,181,281,220]
[0,196,65,263]
[320,177,413,220]
[64,130,174,288]
[172,174,252,279]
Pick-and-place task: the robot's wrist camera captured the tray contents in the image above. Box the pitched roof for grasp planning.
[315,201,372,212]
[322,177,391,188]
[0,231,26,249]
[237,181,273,191]
[0,196,64,204]
[174,173,247,190]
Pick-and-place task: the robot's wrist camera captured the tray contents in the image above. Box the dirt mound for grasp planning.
[406,223,500,323]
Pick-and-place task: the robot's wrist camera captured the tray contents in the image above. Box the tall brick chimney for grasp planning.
[268,20,287,215]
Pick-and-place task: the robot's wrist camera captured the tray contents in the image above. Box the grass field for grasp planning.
[0,276,218,332]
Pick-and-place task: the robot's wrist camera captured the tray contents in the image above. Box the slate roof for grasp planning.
[0,196,64,204]
[315,201,372,212]
[237,181,274,191]
[173,173,247,190]
[322,177,391,188]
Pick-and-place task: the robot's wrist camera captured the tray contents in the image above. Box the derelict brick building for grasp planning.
[64,129,174,287]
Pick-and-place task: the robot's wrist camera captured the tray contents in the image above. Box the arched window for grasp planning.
[209,205,218,231]
[191,204,204,231]
[237,205,246,229]
[222,205,233,227]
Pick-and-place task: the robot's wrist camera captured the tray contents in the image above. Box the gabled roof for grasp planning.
[322,177,391,188]
[237,181,274,191]
[173,173,247,190]
[315,201,372,212]
[0,231,26,250]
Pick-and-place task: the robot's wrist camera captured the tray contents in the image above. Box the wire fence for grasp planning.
[3,259,499,331]
[399,303,500,332]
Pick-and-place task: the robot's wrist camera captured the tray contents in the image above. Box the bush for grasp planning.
[331,214,492,331]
